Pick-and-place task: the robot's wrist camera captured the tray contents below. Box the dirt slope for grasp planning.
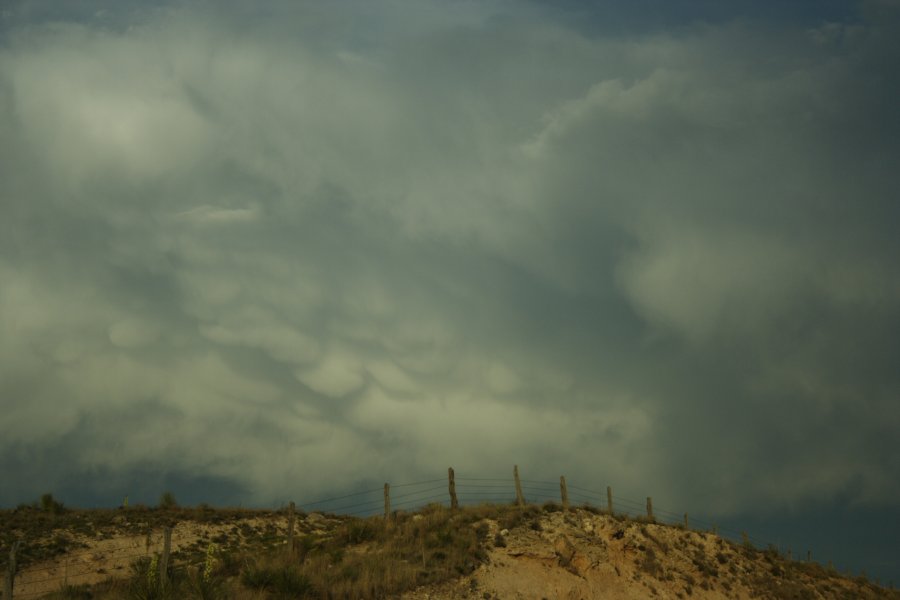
[403,509,895,600]
[3,505,896,599]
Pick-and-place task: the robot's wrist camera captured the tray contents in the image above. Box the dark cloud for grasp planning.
[1,0,898,582]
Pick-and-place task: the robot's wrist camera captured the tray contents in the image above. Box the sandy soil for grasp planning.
[8,508,895,599]
[11,515,286,598]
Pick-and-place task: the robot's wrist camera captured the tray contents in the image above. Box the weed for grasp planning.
[41,493,66,515]
[639,547,663,579]
[159,492,178,510]
[541,501,562,513]
[241,561,313,597]
[42,584,92,599]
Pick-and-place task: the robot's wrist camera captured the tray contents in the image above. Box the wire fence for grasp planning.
[286,474,768,548]
[0,469,799,598]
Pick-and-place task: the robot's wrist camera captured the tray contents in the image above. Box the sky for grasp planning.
[1,0,899,584]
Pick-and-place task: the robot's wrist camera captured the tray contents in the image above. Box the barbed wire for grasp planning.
[0,472,824,596]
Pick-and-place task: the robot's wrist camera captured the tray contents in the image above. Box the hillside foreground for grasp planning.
[1,502,896,599]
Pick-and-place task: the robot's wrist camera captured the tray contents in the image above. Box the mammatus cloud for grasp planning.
[0,1,898,533]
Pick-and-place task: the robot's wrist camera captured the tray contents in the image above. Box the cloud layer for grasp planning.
[1,1,898,526]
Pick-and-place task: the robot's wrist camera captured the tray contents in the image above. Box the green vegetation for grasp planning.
[158,492,179,510]
[40,493,66,515]
[3,498,899,600]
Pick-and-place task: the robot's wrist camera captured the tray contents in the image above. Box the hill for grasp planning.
[1,502,896,599]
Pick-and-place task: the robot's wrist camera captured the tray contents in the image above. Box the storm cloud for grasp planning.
[1,0,899,574]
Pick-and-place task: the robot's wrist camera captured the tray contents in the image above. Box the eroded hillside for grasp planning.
[1,503,895,599]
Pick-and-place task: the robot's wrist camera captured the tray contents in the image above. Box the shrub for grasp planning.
[127,556,169,600]
[42,584,92,599]
[159,492,178,510]
[639,548,663,579]
[241,563,313,596]
[40,493,66,515]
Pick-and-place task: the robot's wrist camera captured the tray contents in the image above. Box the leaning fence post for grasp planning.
[646,497,653,521]
[286,502,295,554]
[606,486,613,514]
[560,476,569,511]
[384,483,391,519]
[513,465,525,506]
[159,526,172,590]
[448,468,459,510]
[4,541,20,600]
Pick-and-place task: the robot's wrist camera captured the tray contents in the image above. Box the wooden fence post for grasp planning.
[4,541,20,600]
[560,476,569,511]
[286,502,295,554]
[807,550,811,562]
[513,465,525,507]
[448,468,459,510]
[646,497,653,521]
[384,483,391,519]
[159,526,172,590]
[606,486,613,514]
[683,513,689,530]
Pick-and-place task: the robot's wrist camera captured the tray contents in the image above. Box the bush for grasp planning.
[127,556,167,600]
[241,564,313,596]
[40,493,66,515]
[159,492,178,510]
[42,584,92,599]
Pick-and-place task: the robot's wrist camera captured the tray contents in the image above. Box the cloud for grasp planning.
[295,348,365,398]
[0,0,898,532]
[108,318,160,348]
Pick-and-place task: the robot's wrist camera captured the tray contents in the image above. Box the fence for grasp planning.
[0,465,814,598]
[285,466,767,548]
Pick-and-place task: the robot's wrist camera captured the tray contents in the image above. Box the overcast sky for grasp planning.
[1,0,899,583]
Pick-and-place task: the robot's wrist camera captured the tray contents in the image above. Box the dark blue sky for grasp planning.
[537,0,858,32]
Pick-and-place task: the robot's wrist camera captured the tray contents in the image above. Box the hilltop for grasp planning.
[1,502,896,599]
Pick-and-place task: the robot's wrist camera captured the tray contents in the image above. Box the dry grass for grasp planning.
[239,502,500,599]
[6,500,900,600]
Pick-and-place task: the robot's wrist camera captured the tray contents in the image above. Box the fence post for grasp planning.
[286,502,295,555]
[448,468,459,510]
[646,497,653,521]
[159,526,172,591]
[384,483,391,519]
[559,476,569,511]
[606,486,613,514]
[4,541,20,600]
[513,465,525,506]
[807,550,811,562]
[683,513,689,530]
